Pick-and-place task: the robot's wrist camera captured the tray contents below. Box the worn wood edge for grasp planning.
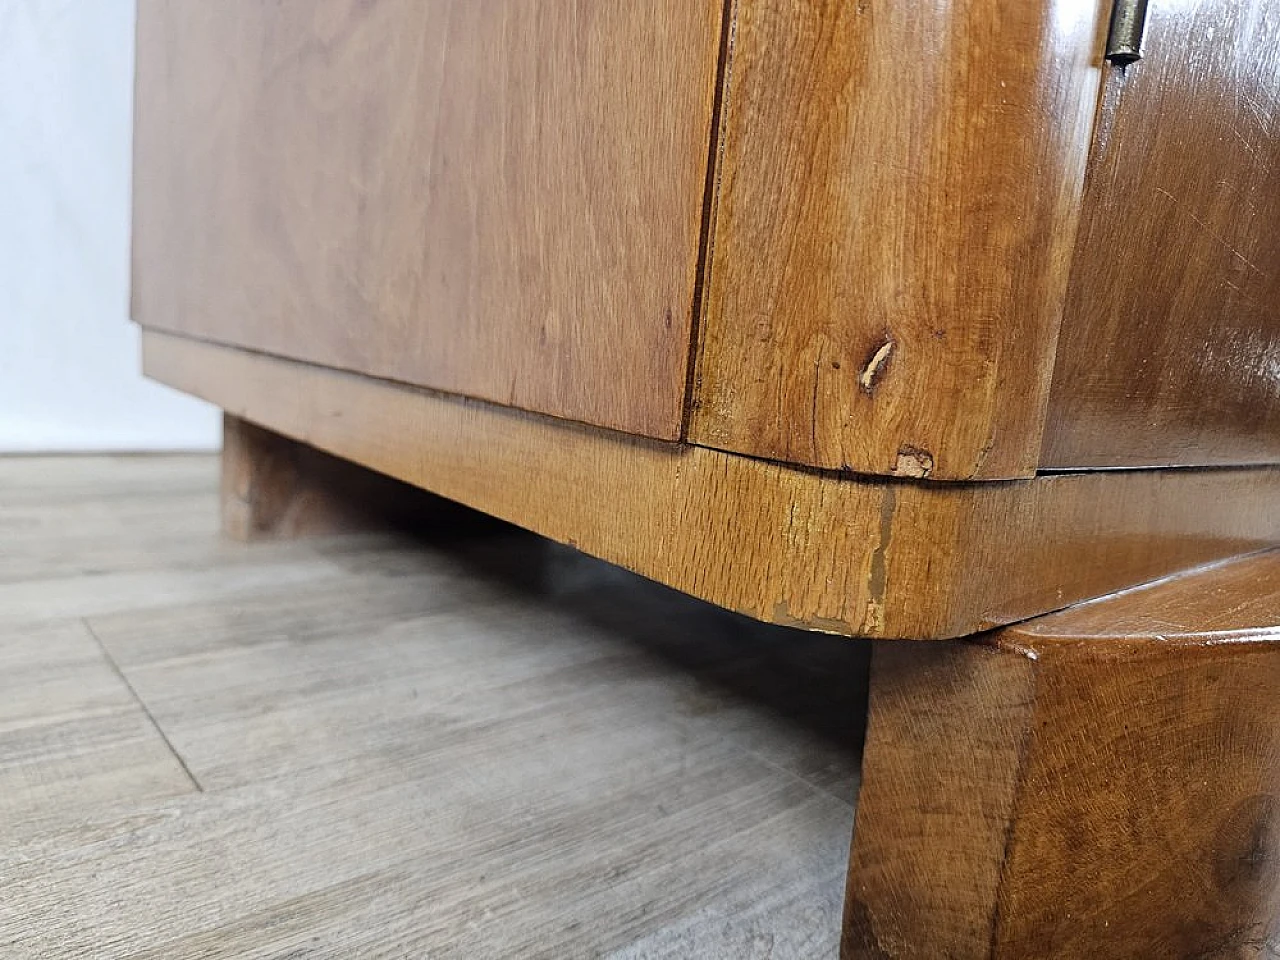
[143,330,1280,641]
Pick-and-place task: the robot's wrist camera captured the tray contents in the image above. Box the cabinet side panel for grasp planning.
[131,0,725,440]
[689,0,1104,480]
[1042,0,1280,469]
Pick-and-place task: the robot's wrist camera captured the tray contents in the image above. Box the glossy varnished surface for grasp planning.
[1012,549,1280,643]
[1043,0,1280,469]
[690,0,1104,480]
[131,0,723,440]
[146,330,1280,640]
[0,456,865,957]
[847,552,1280,958]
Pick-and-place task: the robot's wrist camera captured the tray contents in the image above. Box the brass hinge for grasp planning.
[1105,0,1150,65]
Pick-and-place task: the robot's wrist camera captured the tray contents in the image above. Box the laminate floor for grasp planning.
[0,456,868,959]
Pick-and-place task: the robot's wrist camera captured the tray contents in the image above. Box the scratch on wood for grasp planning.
[1153,186,1269,278]
[894,445,934,479]
[859,486,896,636]
[859,338,896,394]
[811,359,821,459]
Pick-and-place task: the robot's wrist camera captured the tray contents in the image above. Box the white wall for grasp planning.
[0,0,218,452]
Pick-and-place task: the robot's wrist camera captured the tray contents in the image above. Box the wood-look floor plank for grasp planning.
[0,453,214,500]
[0,619,196,822]
[0,454,456,585]
[0,456,862,958]
[84,549,865,801]
[1,718,848,958]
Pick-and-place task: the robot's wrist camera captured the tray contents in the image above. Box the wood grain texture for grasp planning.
[690,0,1105,480]
[1043,0,1280,469]
[222,413,391,540]
[131,0,725,440]
[146,330,1280,640]
[843,642,1036,958]
[1,455,864,958]
[846,551,1280,959]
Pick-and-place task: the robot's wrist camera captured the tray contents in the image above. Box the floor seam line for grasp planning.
[80,616,205,793]
[739,746,856,811]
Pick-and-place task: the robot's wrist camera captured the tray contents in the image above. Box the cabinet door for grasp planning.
[1042,0,1280,469]
[132,1,725,440]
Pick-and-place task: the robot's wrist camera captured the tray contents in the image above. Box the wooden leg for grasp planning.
[844,555,1280,959]
[220,413,487,541]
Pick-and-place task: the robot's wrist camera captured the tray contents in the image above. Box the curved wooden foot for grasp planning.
[845,552,1280,959]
